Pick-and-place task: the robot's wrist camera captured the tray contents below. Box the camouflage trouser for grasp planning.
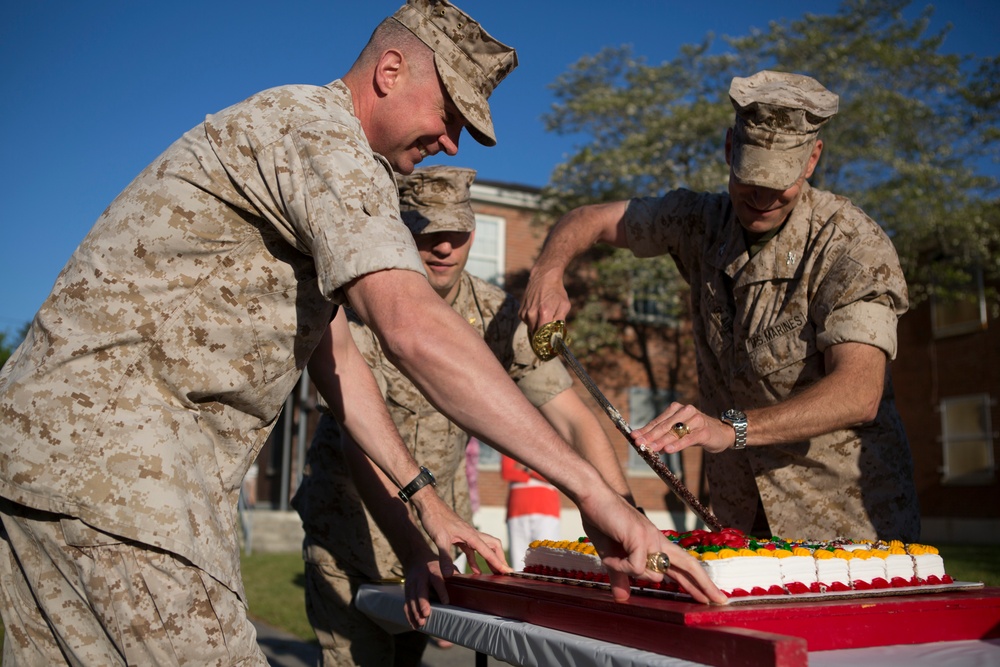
[302,556,427,667]
[0,498,267,666]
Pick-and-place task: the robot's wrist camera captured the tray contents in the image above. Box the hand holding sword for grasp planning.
[530,320,724,533]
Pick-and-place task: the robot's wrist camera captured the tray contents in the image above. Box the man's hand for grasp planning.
[404,487,509,626]
[631,402,736,454]
[402,555,449,629]
[579,491,727,604]
[518,265,572,334]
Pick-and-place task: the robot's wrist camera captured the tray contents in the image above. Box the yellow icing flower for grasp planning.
[834,549,853,560]
[871,550,889,559]
[717,548,738,559]
[773,549,794,559]
[700,552,719,561]
[907,544,939,556]
[854,550,872,560]
[756,548,776,557]
[814,550,833,560]
[738,548,759,557]
[888,546,907,555]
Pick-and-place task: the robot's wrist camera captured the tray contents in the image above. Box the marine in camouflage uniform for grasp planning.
[293,165,630,667]
[0,2,519,664]
[521,71,920,543]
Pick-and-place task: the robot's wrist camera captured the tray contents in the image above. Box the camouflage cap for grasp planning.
[729,70,839,190]
[398,165,477,234]
[392,0,517,147]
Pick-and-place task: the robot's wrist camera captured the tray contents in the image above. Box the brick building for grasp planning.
[247,180,999,549]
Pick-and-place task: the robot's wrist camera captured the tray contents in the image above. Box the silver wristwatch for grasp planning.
[721,409,748,450]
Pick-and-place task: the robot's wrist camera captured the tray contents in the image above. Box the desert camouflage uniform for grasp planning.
[292,270,571,667]
[0,80,424,664]
[623,182,919,541]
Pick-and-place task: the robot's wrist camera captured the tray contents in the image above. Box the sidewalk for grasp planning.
[252,619,501,667]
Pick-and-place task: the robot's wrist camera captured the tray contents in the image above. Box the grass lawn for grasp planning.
[1,543,997,653]
[240,551,317,642]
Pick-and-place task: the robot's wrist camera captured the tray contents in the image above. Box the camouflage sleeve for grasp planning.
[206,84,426,305]
[623,189,728,278]
[812,218,908,360]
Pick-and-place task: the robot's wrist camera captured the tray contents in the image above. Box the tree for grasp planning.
[540,0,999,389]
[0,324,29,371]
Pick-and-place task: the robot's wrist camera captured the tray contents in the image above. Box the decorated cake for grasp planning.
[522,528,953,598]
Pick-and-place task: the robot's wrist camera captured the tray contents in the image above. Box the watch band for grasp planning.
[721,409,748,450]
[398,466,436,503]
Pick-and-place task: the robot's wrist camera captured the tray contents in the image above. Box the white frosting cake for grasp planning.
[776,548,820,593]
[813,550,852,590]
[846,550,889,586]
[910,546,947,581]
[521,531,953,599]
[523,540,605,577]
[696,549,784,595]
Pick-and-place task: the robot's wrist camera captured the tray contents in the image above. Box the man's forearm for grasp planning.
[539,390,634,501]
[345,270,608,507]
[308,311,421,490]
[341,434,437,568]
[745,342,887,446]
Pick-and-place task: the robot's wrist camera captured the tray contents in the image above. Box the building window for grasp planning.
[627,386,679,474]
[940,394,995,485]
[477,440,500,468]
[468,214,506,287]
[932,268,987,338]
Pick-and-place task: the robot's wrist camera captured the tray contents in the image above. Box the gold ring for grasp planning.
[646,552,670,573]
[670,422,689,438]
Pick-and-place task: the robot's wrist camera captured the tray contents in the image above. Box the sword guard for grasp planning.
[530,320,567,361]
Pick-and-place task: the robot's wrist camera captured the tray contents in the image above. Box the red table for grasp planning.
[445,575,1000,667]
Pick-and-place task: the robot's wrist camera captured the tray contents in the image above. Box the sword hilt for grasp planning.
[530,320,566,361]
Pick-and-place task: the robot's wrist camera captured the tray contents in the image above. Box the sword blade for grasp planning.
[550,333,724,532]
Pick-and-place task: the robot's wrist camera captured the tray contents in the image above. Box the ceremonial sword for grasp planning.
[530,320,724,532]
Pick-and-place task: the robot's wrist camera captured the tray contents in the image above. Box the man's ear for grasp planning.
[724,127,734,166]
[373,49,405,96]
[803,139,824,179]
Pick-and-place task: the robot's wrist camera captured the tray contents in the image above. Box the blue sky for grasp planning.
[2,1,998,336]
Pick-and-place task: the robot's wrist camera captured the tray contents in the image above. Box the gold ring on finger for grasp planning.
[646,551,670,573]
[670,422,690,439]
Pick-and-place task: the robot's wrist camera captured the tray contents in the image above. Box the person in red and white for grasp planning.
[502,455,562,571]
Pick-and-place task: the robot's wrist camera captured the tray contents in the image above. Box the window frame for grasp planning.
[939,393,996,486]
[931,268,988,338]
